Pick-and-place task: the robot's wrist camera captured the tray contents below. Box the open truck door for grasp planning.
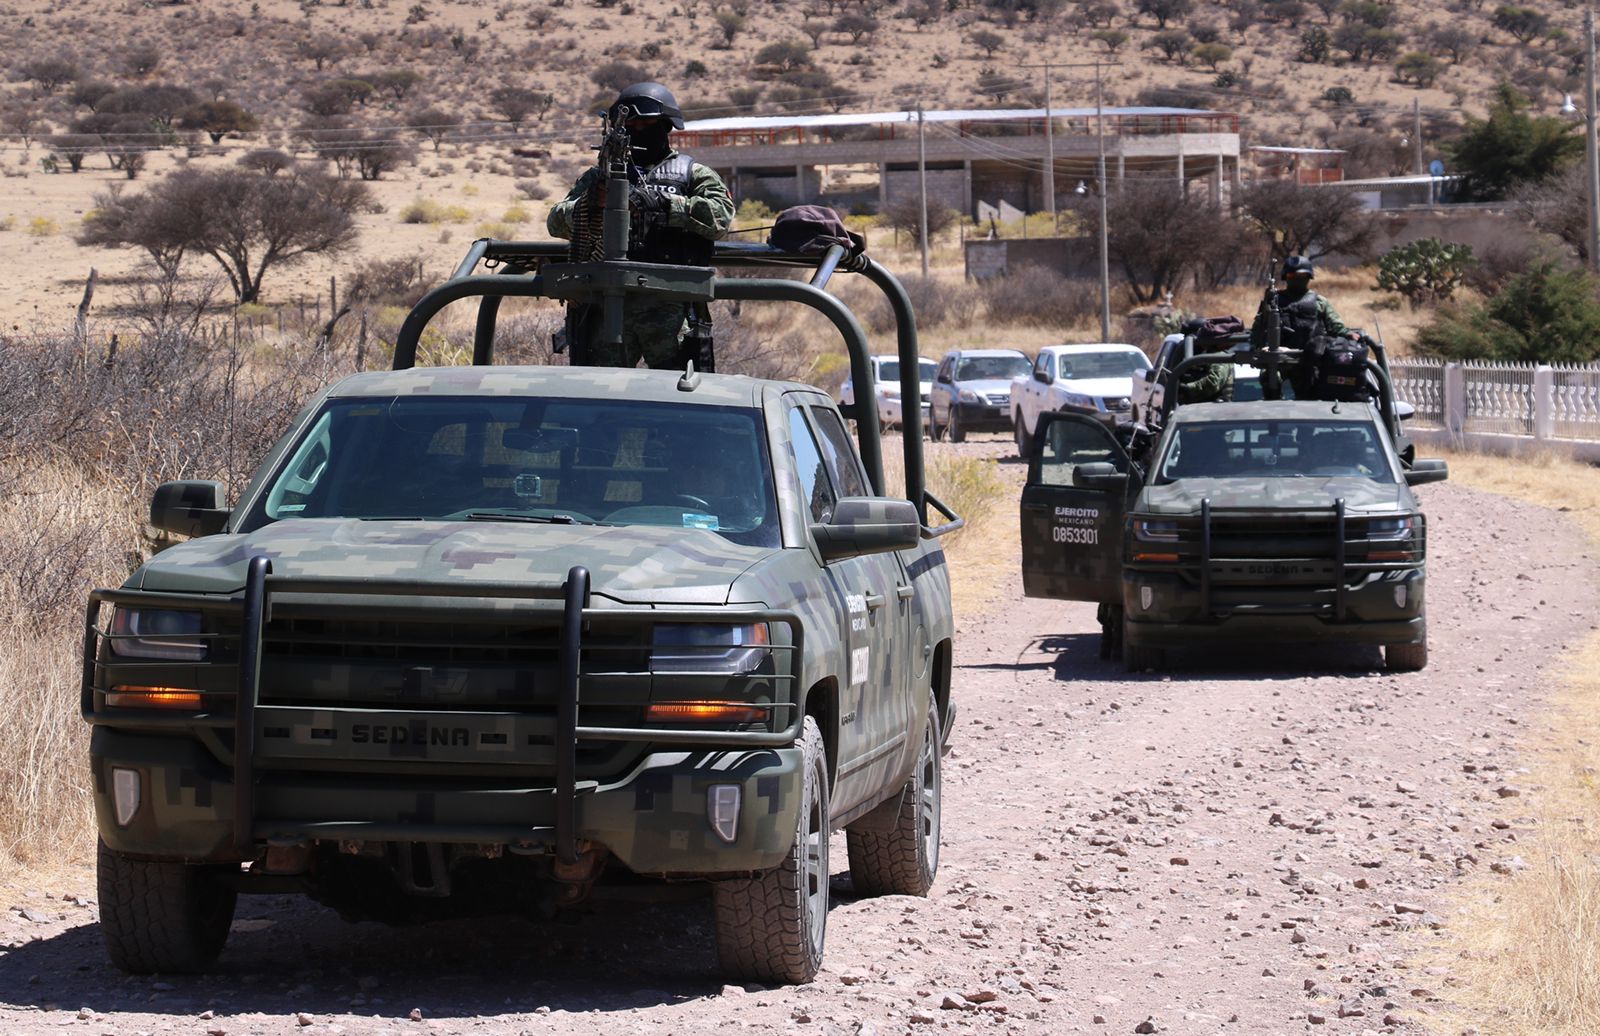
[1020,411,1133,601]
[1020,412,1137,659]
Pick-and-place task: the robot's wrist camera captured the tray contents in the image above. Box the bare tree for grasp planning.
[77,184,193,277]
[1510,163,1588,264]
[46,133,99,172]
[21,58,79,95]
[411,107,462,152]
[490,86,553,130]
[1078,179,1251,302]
[374,69,424,102]
[1239,179,1376,265]
[76,168,374,304]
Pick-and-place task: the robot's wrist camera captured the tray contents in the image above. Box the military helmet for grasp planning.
[610,82,685,130]
[1281,254,1315,280]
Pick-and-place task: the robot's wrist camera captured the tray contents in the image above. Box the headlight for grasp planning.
[957,388,981,403]
[1132,519,1180,542]
[1366,516,1415,541]
[1061,392,1094,409]
[651,623,771,674]
[108,608,205,661]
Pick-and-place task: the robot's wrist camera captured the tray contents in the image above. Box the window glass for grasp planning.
[957,355,1031,381]
[878,360,901,382]
[248,397,779,546]
[1156,419,1393,482]
[811,407,870,498]
[788,408,837,523]
[1036,417,1127,487]
[918,359,938,381]
[1058,350,1152,379]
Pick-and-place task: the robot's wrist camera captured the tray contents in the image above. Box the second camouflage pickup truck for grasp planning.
[1021,353,1447,672]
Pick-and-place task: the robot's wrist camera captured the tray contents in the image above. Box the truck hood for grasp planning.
[132,518,776,605]
[1139,478,1411,514]
[1060,376,1134,398]
[964,378,1019,396]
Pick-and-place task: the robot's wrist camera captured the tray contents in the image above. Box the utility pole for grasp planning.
[1095,64,1111,340]
[1587,9,1600,271]
[916,102,929,277]
[1411,97,1423,175]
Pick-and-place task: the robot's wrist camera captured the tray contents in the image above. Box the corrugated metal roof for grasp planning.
[1250,145,1347,155]
[681,106,1224,132]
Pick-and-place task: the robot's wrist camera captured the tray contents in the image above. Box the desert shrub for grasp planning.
[1414,257,1600,363]
[345,253,432,309]
[401,198,472,224]
[514,178,549,201]
[502,204,531,224]
[27,217,57,237]
[978,267,1099,328]
[1375,238,1475,306]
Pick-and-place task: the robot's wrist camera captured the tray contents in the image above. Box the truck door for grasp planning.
[1020,412,1132,603]
[787,403,908,816]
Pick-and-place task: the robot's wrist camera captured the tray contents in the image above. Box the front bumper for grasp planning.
[1122,566,1426,647]
[91,728,804,875]
[950,401,1012,431]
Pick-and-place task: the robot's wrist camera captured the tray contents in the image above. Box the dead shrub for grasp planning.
[978,267,1099,328]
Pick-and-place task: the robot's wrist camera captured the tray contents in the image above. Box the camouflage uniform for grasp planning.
[547,152,735,369]
[1248,287,1350,349]
[1177,361,1235,404]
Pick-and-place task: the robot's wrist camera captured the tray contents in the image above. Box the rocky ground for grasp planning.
[2,440,1596,1036]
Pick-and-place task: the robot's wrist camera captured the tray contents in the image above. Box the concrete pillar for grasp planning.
[1116,152,1125,192]
[1443,362,1466,445]
[1176,138,1185,197]
[1212,153,1223,205]
[879,161,889,211]
[1534,365,1555,441]
[963,159,973,220]
[731,165,740,204]
[795,164,806,204]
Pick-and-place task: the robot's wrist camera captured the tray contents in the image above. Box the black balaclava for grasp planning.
[630,117,672,166]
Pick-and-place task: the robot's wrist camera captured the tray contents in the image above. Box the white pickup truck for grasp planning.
[1010,343,1151,456]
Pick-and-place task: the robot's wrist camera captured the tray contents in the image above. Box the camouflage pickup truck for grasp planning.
[1020,337,1446,672]
[83,235,960,985]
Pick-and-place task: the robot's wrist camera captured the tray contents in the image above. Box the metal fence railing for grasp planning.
[1385,358,1600,453]
[1462,361,1536,436]
[1388,360,1445,430]
[1552,364,1600,441]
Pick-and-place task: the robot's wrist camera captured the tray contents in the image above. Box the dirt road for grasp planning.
[3,442,1596,1036]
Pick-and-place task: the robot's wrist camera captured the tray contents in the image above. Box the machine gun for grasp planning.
[555,111,636,362]
[1254,277,1290,401]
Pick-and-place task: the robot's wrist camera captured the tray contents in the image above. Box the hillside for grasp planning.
[0,0,1584,328]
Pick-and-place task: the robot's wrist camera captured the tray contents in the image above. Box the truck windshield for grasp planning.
[877,359,937,383]
[1060,351,1151,379]
[956,355,1032,380]
[250,396,781,547]
[1157,420,1394,482]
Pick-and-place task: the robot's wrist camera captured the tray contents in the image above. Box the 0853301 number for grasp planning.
[1052,524,1097,545]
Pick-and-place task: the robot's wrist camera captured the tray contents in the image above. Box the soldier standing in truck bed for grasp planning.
[547,82,735,369]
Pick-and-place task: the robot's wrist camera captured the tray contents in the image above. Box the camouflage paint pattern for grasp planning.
[90,366,955,875]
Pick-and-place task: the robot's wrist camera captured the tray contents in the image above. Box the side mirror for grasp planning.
[151,480,230,537]
[1404,459,1449,486]
[1032,367,1051,384]
[1394,400,1416,421]
[1073,462,1128,490]
[813,497,921,562]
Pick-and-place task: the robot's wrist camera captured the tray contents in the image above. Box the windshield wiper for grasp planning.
[462,511,600,526]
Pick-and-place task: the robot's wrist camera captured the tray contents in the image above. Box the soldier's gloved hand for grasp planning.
[629,184,673,217]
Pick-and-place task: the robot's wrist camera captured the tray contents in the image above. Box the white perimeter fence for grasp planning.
[1388,360,1600,462]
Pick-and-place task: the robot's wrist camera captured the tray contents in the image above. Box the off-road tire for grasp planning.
[714,717,829,985]
[948,409,966,443]
[1121,614,1163,672]
[1014,414,1033,459]
[97,839,237,974]
[846,693,942,897]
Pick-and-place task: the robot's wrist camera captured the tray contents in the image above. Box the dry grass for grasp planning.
[0,459,145,879]
[1416,448,1600,1035]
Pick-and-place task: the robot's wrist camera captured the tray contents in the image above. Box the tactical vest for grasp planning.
[633,154,713,266]
[1277,290,1323,349]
